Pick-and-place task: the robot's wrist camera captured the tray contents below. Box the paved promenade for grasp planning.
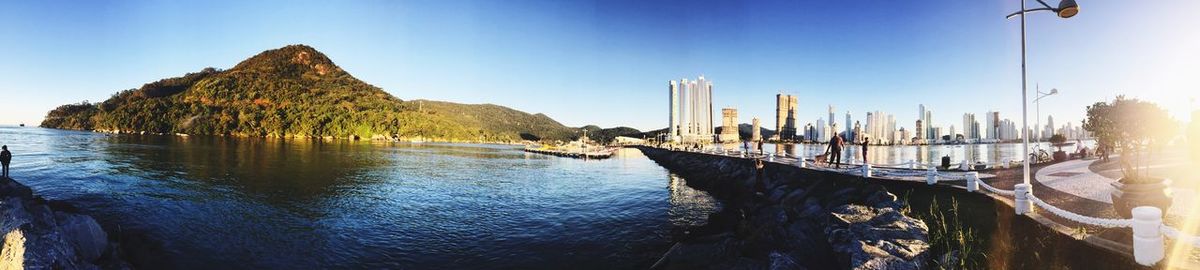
[1034,154,1197,221]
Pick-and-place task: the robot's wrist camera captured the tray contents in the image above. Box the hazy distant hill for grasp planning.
[40,45,584,142]
[580,125,644,143]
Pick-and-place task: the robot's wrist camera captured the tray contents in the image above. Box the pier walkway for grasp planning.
[655,145,1200,267]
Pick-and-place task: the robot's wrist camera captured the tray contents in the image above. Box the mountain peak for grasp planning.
[230,44,345,77]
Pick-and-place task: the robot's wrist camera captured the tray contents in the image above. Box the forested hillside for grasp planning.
[40,45,589,142]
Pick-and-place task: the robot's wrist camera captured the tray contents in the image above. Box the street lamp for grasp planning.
[1009,0,1078,187]
[1034,85,1059,143]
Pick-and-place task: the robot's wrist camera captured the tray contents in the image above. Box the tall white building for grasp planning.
[816,119,827,142]
[861,111,895,145]
[828,105,836,129]
[962,113,981,142]
[845,111,853,142]
[667,76,714,143]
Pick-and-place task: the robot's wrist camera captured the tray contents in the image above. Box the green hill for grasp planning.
[40,45,581,142]
[580,125,644,143]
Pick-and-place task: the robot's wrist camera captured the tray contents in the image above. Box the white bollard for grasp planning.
[909,160,916,169]
[961,160,969,171]
[966,172,979,192]
[1131,206,1164,266]
[768,155,774,162]
[863,164,873,177]
[926,167,937,185]
[799,159,807,168]
[1014,184,1033,215]
[1002,159,1010,169]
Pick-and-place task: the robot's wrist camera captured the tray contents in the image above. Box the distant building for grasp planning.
[775,94,799,141]
[719,107,739,143]
[751,118,762,142]
[828,105,836,130]
[844,111,853,142]
[667,76,714,143]
[816,119,826,142]
[915,119,924,143]
[613,136,645,145]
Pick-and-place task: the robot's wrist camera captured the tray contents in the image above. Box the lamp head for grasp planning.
[1057,0,1079,18]
[1050,88,1059,95]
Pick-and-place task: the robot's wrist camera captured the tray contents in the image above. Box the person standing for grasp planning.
[861,137,869,164]
[0,145,11,178]
[828,135,844,168]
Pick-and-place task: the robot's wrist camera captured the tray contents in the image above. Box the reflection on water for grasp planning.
[668,174,722,227]
[722,141,1095,165]
[0,127,718,269]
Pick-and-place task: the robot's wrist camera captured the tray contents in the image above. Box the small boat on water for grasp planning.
[18,123,25,127]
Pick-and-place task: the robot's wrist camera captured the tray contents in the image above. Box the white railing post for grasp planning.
[961,160,969,171]
[768,155,774,162]
[909,160,916,169]
[926,167,937,185]
[799,159,807,168]
[1131,206,1164,266]
[966,172,979,192]
[863,164,873,177]
[1015,184,1033,215]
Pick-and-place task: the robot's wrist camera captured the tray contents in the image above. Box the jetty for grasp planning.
[642,145,1200,268]
[522,147,615,160]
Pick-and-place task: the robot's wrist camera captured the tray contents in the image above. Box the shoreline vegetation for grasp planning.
[38,44,647,145]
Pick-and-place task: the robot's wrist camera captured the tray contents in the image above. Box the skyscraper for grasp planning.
[828,105,836,129]
[667,76,714,143]
[962,113,978,141]
[915,119,924,144]
[844,111,853,142]
[719,107,738,143]
[751,118,762,142]
[669,81,679,141]
[775,94,799,141]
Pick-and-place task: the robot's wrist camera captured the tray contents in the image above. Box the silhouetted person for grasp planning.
[757,141,764,155]
[827,135,844,168]
[861,137,869,163]
[0,145,10,178]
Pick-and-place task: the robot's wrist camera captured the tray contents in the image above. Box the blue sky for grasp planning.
[1,0,1196,132]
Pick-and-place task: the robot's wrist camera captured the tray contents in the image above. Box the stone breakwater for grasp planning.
[639,147,930,270]
[0,177,130,269]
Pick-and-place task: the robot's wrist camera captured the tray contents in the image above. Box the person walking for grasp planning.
[861,137,869,163]
[828,134,844,168]
[0,145,10,178]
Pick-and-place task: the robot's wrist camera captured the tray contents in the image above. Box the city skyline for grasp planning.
[1,1,1197,131]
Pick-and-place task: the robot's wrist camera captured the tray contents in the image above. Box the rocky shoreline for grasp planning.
[638,147,930,270]
[0,177,130,269]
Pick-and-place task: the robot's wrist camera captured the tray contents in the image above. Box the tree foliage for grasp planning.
[1083,95,1177,181]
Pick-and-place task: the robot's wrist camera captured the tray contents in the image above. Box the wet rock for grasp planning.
[0,178,129,270]
[56,213,107,261]
[652,234,740,270]
[769,251,806,270]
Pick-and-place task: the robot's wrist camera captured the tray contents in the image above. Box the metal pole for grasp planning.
[1020,0,1031,186]
[1036,84,1041,143]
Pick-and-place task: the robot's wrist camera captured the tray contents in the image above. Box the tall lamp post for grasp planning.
[1008,0,1078,186]
[1034,86,1059,143]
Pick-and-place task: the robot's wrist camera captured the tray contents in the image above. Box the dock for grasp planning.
[523,147,615,160]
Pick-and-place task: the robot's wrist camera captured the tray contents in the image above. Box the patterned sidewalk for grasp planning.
[1035,159,1197,220]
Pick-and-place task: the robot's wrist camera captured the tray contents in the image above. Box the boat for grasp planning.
[18,123,24,127]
